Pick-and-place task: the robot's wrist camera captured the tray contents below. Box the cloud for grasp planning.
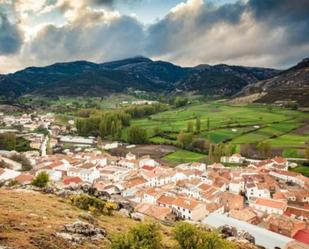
[0,12,23,55]
[145,0,309,68]
[20,7,145,66]
[1,0,309,73]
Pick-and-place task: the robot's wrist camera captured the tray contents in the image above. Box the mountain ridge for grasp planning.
[0,56,286,98]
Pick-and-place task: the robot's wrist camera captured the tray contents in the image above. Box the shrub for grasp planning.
[173,222,236,249]
[110,223,162,249]
[31,172,49,188]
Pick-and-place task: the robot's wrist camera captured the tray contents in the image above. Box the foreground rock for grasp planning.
[219,225,255,244]
[56,221,107,244]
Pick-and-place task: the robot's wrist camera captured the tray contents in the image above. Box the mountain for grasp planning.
[178,64,279,96]
[0,56,279,98]
[238,58,309,106]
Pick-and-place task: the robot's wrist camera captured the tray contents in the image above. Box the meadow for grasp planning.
[132,102,309,158]
[163,149,207,163]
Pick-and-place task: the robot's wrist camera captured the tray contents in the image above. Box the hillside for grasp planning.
[179,64,279,96]
[0,189,259,249]
[0,189,153,249]
[239,58,309,106]
[0,57,279,98]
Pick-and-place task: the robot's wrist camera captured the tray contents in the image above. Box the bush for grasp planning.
[110,223,162,249]
[70,194,117,216]
[173,222,236,249]
[31,172,49,188]
[127,125,148,144]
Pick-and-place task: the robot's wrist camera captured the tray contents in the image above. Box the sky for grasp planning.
[0,0,308,73]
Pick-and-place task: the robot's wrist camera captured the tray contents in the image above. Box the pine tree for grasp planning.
[195,117,201,134]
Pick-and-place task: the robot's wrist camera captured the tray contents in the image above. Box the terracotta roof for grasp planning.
[123,177,146,188]
[142,165,156,171]
[172,197,201,210]
[293,230,309,244]
[271,170,299,177]
[135,203,171,221]
[15,174,33,184]
[255,198,287,210]
[157,195,176,206]
[273,192,287,200]
[63,176,82,185]
[230,208,257,222]
[272,156,287,164]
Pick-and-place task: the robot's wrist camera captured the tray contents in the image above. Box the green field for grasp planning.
[163,150,207,163]
[132,102,309,154]
[290,166,309,177]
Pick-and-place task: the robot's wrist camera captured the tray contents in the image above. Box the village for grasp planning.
[0,111,309,249]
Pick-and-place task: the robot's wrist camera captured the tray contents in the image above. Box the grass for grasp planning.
[268,134,309,148]
[131,102,309,155]
[0,189,174,249]
[163,149,207,163]
[290,165,309,177]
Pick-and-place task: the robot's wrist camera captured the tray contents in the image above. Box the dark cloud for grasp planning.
[90,0,138,7]
[248,0,309,45]
[0,12,23,55]
[144,0,309,68]
[146,0,247,56]
[23,10,145,65]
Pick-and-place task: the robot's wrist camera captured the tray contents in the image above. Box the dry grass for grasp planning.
[0,189,174,249]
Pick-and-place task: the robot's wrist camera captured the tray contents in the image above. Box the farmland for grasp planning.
[131,102,309,157]
[163,149,207,164]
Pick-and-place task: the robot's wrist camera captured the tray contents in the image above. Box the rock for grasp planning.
[56,220,106,244]
[239,231,255,244]
[130,212,144,222]
[220,225,237,238]
[119,208,130,218]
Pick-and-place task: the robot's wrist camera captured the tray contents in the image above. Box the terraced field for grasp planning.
[132,102,309,158]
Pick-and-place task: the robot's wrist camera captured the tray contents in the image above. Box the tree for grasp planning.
[173,222,235,249]
[177,131,193,149]
[195,117,201,134]
[31,172,49,188]
[190,138,209,153]
[187,121,194,133]
[257,141,272,158]
[304,142,309,160]
[207,118,210,131]
[173,222,200,249]
[127,126,148,144]
[0,133,16,150]
[153,126,163,137]
[174,97,188,108]
[110,223,162,249]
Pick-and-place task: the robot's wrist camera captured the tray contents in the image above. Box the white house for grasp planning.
[246,183,270,199]
[229,179,245,194]
[67,168,100,183]
[221,154,245,164]
[142,188,163,204]
[172,197,207,221]
[139,156,159,168]
[269,170,299,183]
[126,152,136,161]
[250,198,287,215]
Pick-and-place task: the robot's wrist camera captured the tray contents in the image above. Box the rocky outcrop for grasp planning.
[219,225,255,244]
[56,221,107,244]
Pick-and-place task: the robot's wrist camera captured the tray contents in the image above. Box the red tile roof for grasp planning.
[255,198,287,210]
[15,174,33,184]
[63,176,82,185]
[293,229,309,244]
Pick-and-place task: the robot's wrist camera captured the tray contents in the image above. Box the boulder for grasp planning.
[56,220,106,244]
